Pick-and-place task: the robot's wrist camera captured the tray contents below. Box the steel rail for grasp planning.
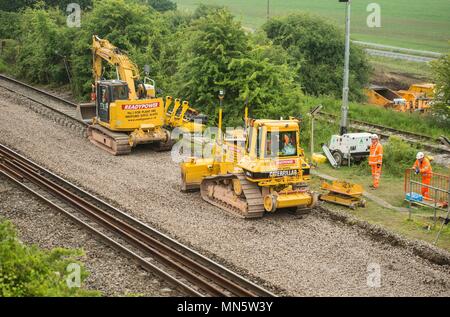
[0,165,202,297]
[0,74,86,126]
[317,111,450,154]
[0,143,275,297]
[0,73,78,107]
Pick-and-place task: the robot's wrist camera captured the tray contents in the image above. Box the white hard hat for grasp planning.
[371,134,379,140]
[416,152,424,160]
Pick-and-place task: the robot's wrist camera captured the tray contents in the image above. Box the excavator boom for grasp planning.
[92,35,151,100]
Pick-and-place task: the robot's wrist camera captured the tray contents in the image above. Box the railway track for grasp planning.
[317,111,450,155]
[0,74,85,126]
[2,73,448,155]
[0,143,275,297]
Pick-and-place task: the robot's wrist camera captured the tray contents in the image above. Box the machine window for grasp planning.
[256,127,262,157]
[280,132,297,156]
[100,86,108,103]
[266,131,297,157]
[112,85,129,101]
[246,127,253,154]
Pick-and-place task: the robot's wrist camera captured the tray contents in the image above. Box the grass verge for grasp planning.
[310,162,450,252]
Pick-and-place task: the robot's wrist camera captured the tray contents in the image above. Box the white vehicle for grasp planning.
[327,132,372,166]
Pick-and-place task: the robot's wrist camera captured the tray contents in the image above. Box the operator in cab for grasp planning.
[281,134,296,156]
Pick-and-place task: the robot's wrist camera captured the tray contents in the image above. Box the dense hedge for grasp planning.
[0,219,98,296]
[263,13,370,101]
[431,53,450,122]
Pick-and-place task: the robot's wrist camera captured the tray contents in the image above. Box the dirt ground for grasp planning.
[0,86,449,296]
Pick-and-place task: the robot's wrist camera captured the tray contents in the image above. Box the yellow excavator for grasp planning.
[80,35,206,155]
[180,92,318,218]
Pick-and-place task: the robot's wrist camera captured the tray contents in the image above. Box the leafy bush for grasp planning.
[381,136,417,177]
[431,52,450,123]
[145,0,176,12]
[192,3,224,19]
[263,13,370,101]
[14,7,73,84]
[0,11,21,39]
[0,39,19,74]
[0,219,99,296]
[0,0,92,12]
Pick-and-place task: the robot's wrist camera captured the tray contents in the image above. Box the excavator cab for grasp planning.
[95,80,129,123]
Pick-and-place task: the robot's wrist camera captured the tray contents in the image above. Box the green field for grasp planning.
[175,0,450,53]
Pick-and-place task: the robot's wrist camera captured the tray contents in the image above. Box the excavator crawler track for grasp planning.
[87,124,131,156]
[200,173,265,219]
[154,138,175,152]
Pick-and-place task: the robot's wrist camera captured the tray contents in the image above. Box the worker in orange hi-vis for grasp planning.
[413,152,433,200]
[368,134,383,189]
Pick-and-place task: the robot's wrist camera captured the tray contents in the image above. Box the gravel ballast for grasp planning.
[0,86,449,296]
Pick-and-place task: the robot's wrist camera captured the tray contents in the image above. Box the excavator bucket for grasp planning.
[77,102,96,122]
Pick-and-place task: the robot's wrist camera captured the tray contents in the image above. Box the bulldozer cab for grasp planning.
[240,119,310,184]
[246,120,300,160]
[96,80,129,123]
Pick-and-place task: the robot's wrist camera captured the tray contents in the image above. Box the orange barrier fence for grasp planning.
[404,168,449,207]
[404,168,449,243]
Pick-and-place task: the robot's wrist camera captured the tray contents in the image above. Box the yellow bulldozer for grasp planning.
[79,35,206,155]
[180,93,318,218]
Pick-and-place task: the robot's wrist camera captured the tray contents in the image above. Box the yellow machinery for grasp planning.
[365,86,406,111]
[180,99,317,218]
[319,180,366,210]
[164,96,208,133]
[365,83,436,113]
[408,83,435,97]
[397,83,435,113]
[81,36,206,155]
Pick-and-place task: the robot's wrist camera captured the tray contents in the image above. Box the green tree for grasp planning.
[173,9,303,126]
[0,0,92,11]
[382,136,417,177]
[70,0,165,98]
[192,3,224,19]
[431,52,450,122]
[146,0,176,12]
[0,11,21,39]
[15,7,73,84]
[0,220,99,296]
[263,13,370,101]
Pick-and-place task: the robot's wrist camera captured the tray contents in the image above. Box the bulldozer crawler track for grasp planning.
[87,124,131,156]
[200,173,265,219]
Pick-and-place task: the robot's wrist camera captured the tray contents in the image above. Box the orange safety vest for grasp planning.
[413,158,432,178]
[369,142,383,165]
